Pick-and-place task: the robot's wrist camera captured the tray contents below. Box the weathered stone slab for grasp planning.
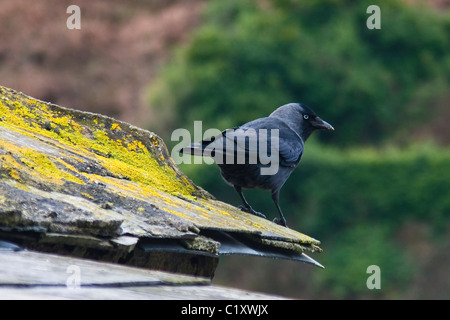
[0,85,323,277]
[0,250,286,300]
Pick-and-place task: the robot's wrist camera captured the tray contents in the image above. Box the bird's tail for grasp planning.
[178,142,204,156]
[178,137,216,157]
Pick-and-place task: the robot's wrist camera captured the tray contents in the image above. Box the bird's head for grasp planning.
[270,103,334,140]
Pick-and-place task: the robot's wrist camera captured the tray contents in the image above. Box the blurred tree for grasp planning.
[314,224,413,299]
[149,0,450,146]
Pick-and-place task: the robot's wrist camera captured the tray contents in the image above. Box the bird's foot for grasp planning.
[273,217,288,227]
[239,205,266,219]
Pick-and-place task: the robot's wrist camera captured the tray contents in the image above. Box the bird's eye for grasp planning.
[303,114,309,120]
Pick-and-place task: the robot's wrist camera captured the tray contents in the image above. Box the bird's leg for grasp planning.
[234,186,266,218]
[272,190,288,227]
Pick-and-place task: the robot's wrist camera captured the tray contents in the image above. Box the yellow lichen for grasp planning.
[19,149,85,185]
[1,89,196,197]
[126,140,143,152]
[111,123,121,131]
[81,192,94,199]
[0,154,21,180]
[0,134,84,185]
[9,168,20,180]
[161,207,190,219]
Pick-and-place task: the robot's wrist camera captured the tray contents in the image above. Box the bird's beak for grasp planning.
[311,117,334,131]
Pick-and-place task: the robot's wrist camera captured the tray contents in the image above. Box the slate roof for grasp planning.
[0,86,323,279]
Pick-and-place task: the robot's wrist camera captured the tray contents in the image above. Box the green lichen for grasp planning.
[181,236,220,255]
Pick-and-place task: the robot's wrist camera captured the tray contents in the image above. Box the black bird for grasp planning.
[180,103,334,227]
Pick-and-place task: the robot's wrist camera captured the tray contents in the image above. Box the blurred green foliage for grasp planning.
[148,0,450,299]
[150,0,450,146]
[181,142,449,298]
[292,143,450,233]
[292,143,450,298]
[314,224,412,299]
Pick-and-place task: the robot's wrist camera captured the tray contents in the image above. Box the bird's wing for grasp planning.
[238,118,304,167]
[180,118,304,167]
[275,129,304,167]
[264,120,304,167]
